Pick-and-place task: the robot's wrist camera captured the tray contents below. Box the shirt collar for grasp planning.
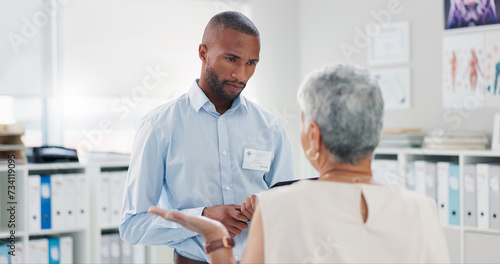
[188,79,248,115]
[188,80,209,112]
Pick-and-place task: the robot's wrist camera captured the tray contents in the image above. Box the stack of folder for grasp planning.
[28,173,89,232]
[1,237,72,263]
[406,160,500,230]
[100,171,127,227]
[406,161,461,226]
[379,128,424,148]
[462,163,500,229]
[423,130,489,150]
[0,123,27,164]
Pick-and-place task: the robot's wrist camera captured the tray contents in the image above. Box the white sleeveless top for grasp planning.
[258,180,450,263]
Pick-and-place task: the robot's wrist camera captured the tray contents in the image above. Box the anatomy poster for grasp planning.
[443,32,486,108]
[484,30,500,107]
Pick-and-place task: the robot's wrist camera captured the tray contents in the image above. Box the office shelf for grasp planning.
[87,161,147,263]
[0,162,151,263]
[28,227,87,237]
[374,147,500,263]
[0,231,23,240]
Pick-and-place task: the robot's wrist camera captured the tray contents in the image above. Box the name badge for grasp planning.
[242,148,272,172]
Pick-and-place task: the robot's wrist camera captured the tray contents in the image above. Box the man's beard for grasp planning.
[206,65,245,101]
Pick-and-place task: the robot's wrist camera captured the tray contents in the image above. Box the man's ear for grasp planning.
[199,44,207,62]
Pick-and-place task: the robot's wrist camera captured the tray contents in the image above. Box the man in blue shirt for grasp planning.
[119,11,295,263]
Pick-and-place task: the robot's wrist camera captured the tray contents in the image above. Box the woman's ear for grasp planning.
[308,121,322,150]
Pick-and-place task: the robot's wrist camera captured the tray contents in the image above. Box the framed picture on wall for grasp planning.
[368,21,410,65]
[493,113,500,151]
[373,67,411,110]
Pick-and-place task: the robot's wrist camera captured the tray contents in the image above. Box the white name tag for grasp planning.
[242,148,272,172]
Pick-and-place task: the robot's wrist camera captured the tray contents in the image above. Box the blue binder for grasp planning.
[0,243,10,263]
[40,175,52,230]
[48,238,60,264]
[448,164,460,226]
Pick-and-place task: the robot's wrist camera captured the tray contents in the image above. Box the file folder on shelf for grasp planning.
[48,238,60,264]
[101,234,111,263]
[425,162,437,202]
[476,164,490,228]
[372,159,399,184]
[463,164,477,227]
[29,239,49,264]
[74,175,89,228]
[448,163,460,226]
[63,175,76,229]
[437,162,449,226]
[40,175,52,230]
[414,161,427,195]
[51,175,65,231]
[110,233,121,263]
[100,173,112,226]
[0,243,9,264]
[110,173,124,226]
[10,242,24,264]
[59,236,73,264]
[29,175,41,232]
[406,162,416,191]
[490,165,500,229]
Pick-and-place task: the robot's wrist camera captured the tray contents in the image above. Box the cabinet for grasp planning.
[0,163,89,263]
[0,161,156,263]
[86,161,147,263]
[374,148,500,263]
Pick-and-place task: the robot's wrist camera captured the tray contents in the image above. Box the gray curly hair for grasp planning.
[297,64,384,164]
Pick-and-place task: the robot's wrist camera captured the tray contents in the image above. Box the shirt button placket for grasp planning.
[218,116,234,204]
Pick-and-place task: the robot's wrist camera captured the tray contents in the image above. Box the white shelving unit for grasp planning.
[0,163,28,261]
[7,148,498,263]
[374,148,500,263]
[86,161,148,263]
[0,161,155,263]
[0,162,90,263]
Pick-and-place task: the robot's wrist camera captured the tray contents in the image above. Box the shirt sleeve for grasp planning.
[263,119,296,187]
[119,118,202,246]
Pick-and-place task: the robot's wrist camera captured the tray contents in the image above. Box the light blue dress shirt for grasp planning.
[120,80,295,262]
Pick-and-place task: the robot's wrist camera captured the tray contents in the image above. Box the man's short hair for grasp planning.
[209,11,259,36]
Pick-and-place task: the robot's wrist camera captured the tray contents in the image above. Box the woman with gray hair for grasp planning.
[149,64,450,263]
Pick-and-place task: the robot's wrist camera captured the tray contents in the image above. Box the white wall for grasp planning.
[4,0,499,174]
[58,0,234,97]
[0,0,50,96]
[247,0,303,176]
[298,0,498,134]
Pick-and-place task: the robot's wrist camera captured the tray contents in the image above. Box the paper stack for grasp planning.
[0,123,27,164]
[379,128,424,148]
[423,130,488,150]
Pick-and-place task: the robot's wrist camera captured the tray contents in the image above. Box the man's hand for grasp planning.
[240,194,257,220]
[202,204,249,237]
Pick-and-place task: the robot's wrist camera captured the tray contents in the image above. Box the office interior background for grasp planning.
[1,0,500,263]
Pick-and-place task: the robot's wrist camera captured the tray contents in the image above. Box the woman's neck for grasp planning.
[317,157,374,184]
